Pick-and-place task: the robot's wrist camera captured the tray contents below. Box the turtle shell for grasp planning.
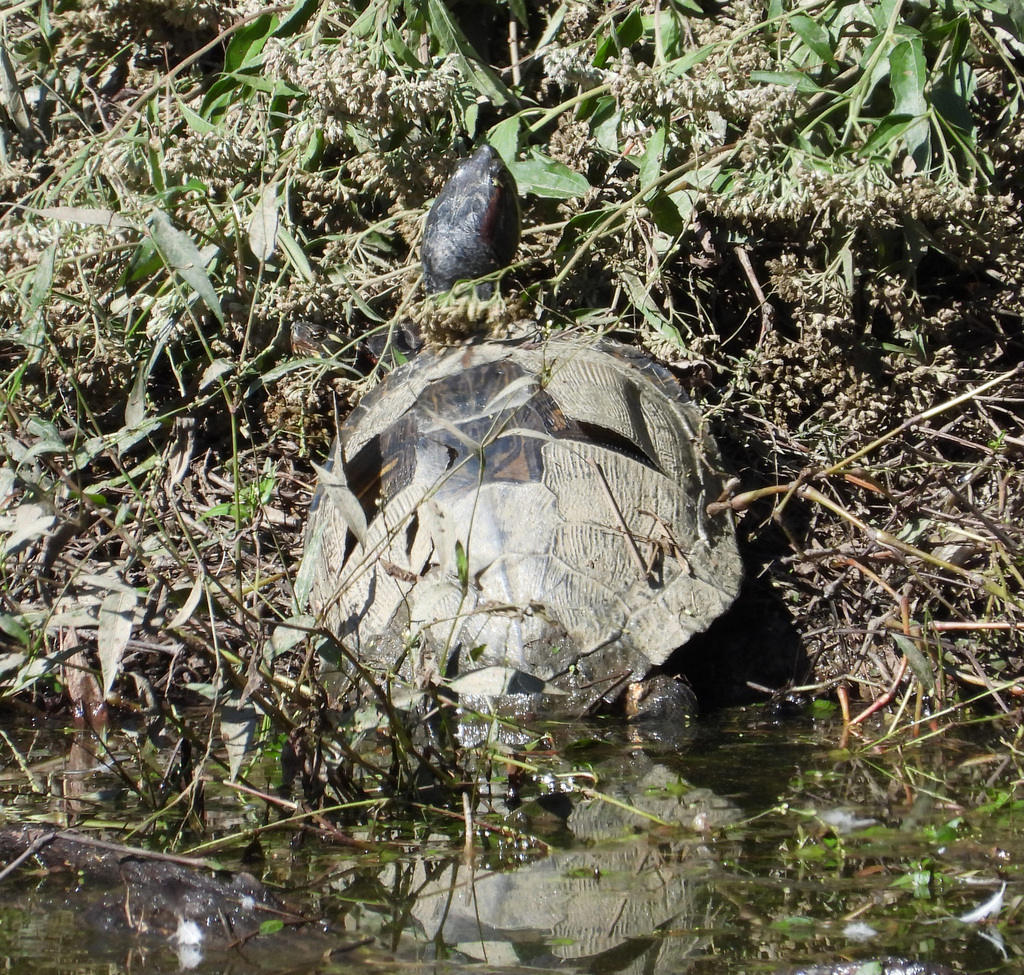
[302,333,742,710]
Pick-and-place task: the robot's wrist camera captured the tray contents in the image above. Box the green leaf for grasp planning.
[124,366,150,429]
[868,0,899,33]
[426,0,515,106]
[889,37,926,116]
[1010,0,1024,36]
[506,0,527,25]
[221,71,280,95]
[273,0,320,38]
[270,615,315,658]
[593,8,643,68]
[921,12,969,55]
[508,151,590,199]
[647,192,683,237]
[124,239,162,284]
[891,865,932,894]
[31,206,136,229]
[858,114,916,158]
[225,13,277,73]
[749,69,823,94]
[247,181,279,262]
[199,358,234,391]
[28,242,55,323]
[98,590,137,699]
[639,124,666,197]
[201,75,246,123]
[667,42,717,77]
[670,187,696,225]
[299,125,325,169]
[789,13,837,68]
[0,42,40,145]
[931,87,975,137]
[276,225,315,282]
[1,502,55,558]
[0,615,31,646]
[903,118,931,171]
[889,37,929,168]
[148,209,224,323]
[856,34,893,105]
[644,8,684,61]
[383,31,421,70]
[487,116,521,163]
[891,633,935,692]
[455,540,469,589]
[177,99,216,135]
[590,97,620,151]
[221,695,257,781]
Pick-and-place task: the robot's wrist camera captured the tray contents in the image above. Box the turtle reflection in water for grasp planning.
[302,145,743,715]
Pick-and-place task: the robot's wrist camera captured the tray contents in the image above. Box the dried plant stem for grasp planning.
[848,654,909,727]
[713,480,1022,608]
[588,458,650,579]
[821,364,1023,478]
[836,684,851,724]
[105,6,292,141]
[710,366,1024,615]
[552,141,742,289]
[930,621,1024,632]
[462,790,474,858]
[508,17,521,87]
[579,788,672,827]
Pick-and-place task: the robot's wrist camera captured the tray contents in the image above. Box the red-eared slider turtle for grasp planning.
[301,146,742,713]
[421,144,520,295]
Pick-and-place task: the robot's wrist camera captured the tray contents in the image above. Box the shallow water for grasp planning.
[0,707,1019,975]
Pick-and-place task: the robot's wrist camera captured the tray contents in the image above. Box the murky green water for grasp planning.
[0,707,1020,974]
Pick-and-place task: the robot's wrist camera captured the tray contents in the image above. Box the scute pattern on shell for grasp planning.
[303,333,743,711]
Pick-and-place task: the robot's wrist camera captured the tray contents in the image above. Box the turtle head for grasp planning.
[421,144,521,296]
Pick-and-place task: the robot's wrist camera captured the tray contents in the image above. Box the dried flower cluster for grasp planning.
[710,163,979,231]
[163,131,265,192]
[411,289,525,346]
[265,39,464,147]
[0,0,1021,738]
[49,0,235,58]
[544,47,801,149]
[542,46,607,90]
[613,58,796,126]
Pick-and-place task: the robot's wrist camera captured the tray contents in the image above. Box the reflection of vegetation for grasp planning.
[718,725,1024,971]
[0,709,1018,971]
[0,0,1021,824]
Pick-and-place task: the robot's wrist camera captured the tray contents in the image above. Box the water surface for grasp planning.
[0,707,1017,975]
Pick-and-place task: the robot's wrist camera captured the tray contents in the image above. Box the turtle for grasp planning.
[421,143,520,295]
[300,145,743,715]
[289,144,516,365]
